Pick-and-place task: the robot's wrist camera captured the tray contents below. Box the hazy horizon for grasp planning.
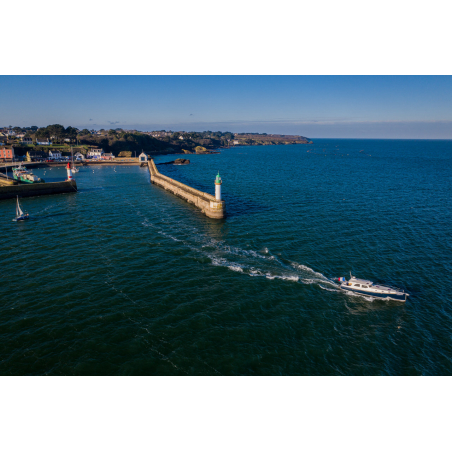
[1,75,452,139]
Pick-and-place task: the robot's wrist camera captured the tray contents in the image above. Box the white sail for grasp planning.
[17,197,24,217]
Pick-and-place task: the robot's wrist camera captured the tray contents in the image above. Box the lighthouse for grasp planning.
[66,162,73,181]
[215,171,222,201]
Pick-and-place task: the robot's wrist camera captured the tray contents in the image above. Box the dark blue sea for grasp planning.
[1,139,451,375]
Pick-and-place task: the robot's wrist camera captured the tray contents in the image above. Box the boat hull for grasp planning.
[341,286,408,301]
[13,175,44,184]
[14,215,29,221]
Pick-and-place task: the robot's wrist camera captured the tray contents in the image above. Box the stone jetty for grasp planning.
[148,159,225,219]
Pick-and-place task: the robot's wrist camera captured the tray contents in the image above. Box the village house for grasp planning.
[49,150,62,160]
[26,151,46,162]
[36,138,52,145]
[15,132,26,139]
[102,153,115,160]
[87,148,104,159]
[21,137,33,145]
[0,147,15,161]
[74,152,85,161]
[138,152,148,162]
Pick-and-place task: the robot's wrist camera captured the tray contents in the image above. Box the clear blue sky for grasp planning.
[1,76,451,138]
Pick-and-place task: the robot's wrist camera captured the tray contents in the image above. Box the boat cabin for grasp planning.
[346,277,373,288]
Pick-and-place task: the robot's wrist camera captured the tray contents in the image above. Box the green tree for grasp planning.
[65,126,78,141]
[36,127,50,139]
[45,124,66,142]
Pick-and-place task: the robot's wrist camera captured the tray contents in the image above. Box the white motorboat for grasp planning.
[338,274,409,301]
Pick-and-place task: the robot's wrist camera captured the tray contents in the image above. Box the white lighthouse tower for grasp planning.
[66,162,73,181]
[215,171,222,201]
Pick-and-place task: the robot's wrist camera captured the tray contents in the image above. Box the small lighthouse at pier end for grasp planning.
[66,163,73,181]
[215,172,222,201]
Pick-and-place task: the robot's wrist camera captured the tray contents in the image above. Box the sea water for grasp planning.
[1,139,451,375]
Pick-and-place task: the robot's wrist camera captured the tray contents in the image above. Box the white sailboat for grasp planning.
[14,196,29,221]
[71,147,79,172]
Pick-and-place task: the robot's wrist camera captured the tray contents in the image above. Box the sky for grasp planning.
[1,76,452,138]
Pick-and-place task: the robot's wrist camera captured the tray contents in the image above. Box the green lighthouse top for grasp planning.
[215,171,222,184]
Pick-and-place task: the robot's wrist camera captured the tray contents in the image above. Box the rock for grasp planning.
[174,158,190,165]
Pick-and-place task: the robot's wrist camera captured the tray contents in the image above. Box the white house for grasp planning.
[87,148,104,159]
[49,150,62,160]
[74,152,85,161]
[138,152,148,162]
[16,132,25,138]
[21,138,33,145]
[36,138,52,145]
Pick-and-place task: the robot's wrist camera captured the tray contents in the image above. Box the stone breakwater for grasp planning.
[148,160,225,219]
[0,180,77,200]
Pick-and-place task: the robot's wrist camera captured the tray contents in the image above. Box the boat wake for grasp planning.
[145,219,338,290]
[123,195,341,293]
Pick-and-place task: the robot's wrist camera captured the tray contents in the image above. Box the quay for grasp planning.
[0,163,77,200]
[148,159,225,219]
[0,180,77,200]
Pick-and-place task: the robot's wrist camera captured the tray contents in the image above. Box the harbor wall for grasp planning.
[148,160,225,219]
[0,180,77,200]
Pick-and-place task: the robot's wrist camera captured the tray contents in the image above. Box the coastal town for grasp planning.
[0,124,312,163]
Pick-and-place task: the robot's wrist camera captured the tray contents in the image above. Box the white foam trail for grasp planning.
[158,231,181,242]
[266,274,299,282]
[319,285,341,293]
[228,265,244,273]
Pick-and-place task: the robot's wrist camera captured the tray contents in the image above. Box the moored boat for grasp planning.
[12,165,44,183]
[338,274,409,301]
